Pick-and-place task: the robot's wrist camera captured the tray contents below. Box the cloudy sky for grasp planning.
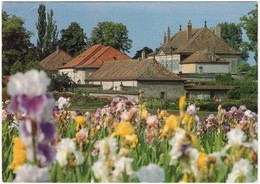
[2,1,257,65]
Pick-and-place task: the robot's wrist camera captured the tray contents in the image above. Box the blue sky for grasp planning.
[2,1,257,65]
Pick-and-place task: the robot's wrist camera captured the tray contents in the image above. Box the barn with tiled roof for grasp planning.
[87,58,186,99]
[147,20,241,77]
[40,47,73,72]
[58,44,130,84]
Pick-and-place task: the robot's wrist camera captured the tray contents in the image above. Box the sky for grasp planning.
[2,1,257,65]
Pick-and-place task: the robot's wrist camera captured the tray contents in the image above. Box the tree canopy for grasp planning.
[240,4,258,62]
[219,22,249,61]
[44,9,58,57]
[90,21,132,53]
[36,4,58,60]
[36,4,46,59]
[2,11,32,75]
[133,47,153,59]
[59,22,88,57]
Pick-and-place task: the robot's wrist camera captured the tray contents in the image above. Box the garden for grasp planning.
[2,70,258,182]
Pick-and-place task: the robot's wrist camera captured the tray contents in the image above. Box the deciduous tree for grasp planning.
[36,4,46,59]
[90,21,132,53]
[59,22,87,57]
[44,9,58,57]
[133,47,153,59]
[219,22,249,61]
[240,4,258,62]
[2,11,32,75]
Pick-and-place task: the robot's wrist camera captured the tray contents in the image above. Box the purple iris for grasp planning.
[38,122,56,143]
[37,143,56,165]
[8,93,55,122]
[181,145,189,155]
[111,97,120,107]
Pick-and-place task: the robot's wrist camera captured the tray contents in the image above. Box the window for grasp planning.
[210,92,215,99]
[186,92,190,99]
[160,92,165,99]
[231,60,237,72]
[199,66,203,74]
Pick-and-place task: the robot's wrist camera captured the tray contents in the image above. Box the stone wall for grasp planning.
[137,81,185,100]
[188,90,228,100]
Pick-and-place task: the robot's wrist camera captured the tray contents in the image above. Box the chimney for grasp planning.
[141,50,146,59]
[167,27,171,43]
[215,24,221,38]
[212,55,216,62]
[187,20,192,40]
[56,46,60,53]
[164,32,166,44]
[179,24,182,31]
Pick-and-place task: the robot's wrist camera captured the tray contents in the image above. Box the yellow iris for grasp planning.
[197,152,207,170]
[161,115,180,136]
[112,121,135,138]
[158,110,167,119]
[182,173,188,183]
[189,134,197,147]
[141,109,149,120]
[179,96,187,112]
[75,116,86,130]
[125,134,138,148]
[9,137,27,173]
[166,115,180,130]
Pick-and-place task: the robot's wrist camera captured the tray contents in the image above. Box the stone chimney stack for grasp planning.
[167,27,171,43]
[56,46,60,53]
[164,32,166,44]
[187,20,192,40]
[215,24,221,38]
[141,50,146,59]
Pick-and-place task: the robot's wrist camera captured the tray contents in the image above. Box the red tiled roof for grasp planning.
[181,49,229,63]
[40,50,73,71]
[87,58,185,81]
[174,28,239,54]
[148,27,240,56]
[60,44,131,69]
[185,85,236,91]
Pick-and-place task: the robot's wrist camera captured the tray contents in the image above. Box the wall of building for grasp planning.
[181,64,197,73]
[219,54,241,74]
[181,63,229,74]
[187,90,228,100]
[91,81,138,90]
[148,53,181,73]
[196,63,229,74]
[59,69,75,81]
[137,81,185,99]
[59,69,97,84]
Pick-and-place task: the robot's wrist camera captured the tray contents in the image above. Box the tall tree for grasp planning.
[90,21,132,53]
[133,47,153,59]
[59,22,87,57]
[240,4,258,62]
[219,22,249,61]
[2,11,32,75]
[44,10,58,57]
[36,4,46,59]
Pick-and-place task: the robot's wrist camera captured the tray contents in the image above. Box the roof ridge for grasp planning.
[76,45,104,67]
[76,46,110,68]
[177,28,205,52]
[40,50,60,65]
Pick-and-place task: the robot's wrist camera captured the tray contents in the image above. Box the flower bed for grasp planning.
[2,70,258,182]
